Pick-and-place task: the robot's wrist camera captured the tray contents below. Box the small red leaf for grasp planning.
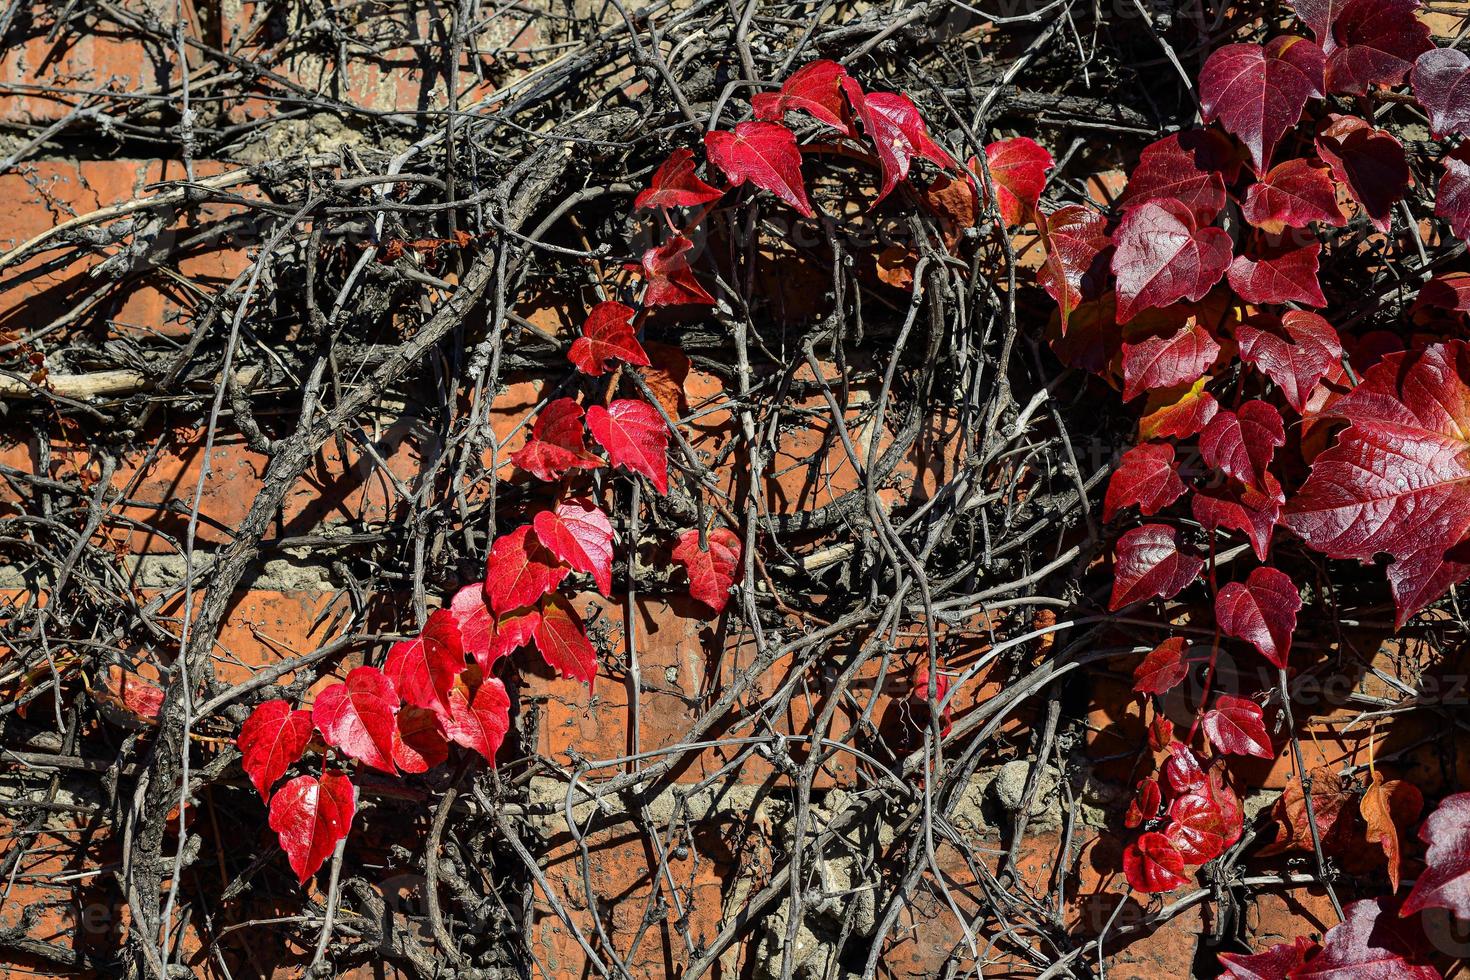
[752,60,852,134]
[1123,831,1190,892]
[486,525,568,617]
[1412,47,1470,138]
[1120,319,1222,401]
[442,671,512,764]
[268,770,355,884]
[1133,637,1190,695]
[533,594,597,686]
[1193,474,1284,562]
[1242,159,1346,234]
[1289,0,1348,49]
[1104,442,1188,521]
[1215,566,1301,668]
[642,235,715,307]
[1227,237,1326,308]
[312,666,400,775]
[1401,791,1470,918]
[1126,777,1164,828]
[1316,114,1410,233]
[393,706,449,773]
[533,499,615,595]
[1218,937,1317,979]
[1324,0,1432,94]
[704,121,814,218]
[1119,131,1232,222]
[510,398,602,481]
[1164,742,1208,794]
[844,81,955,202]
[1200,37,1325,172]
[568,301,650,377]
[1236,310,1343,413]
[446,585,539,673]
[672,527,742,615]
[1202,695,1274,758]
[383,608,464,711]
[1111,199,1232,324]
[1165,792,1229,864]
[634,148,723,211]
[238,699,313,800]
[1037,204,1112,332]
[586,399,670,494]
[978,137,1052,225]
[1110,524,1205,610]
[1198,401,1286,490]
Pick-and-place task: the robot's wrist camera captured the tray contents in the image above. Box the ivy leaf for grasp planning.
[1163,742,1208,794]
[510,398,603,481]
[1199,401,1286,490]
[1133,637,1190,695]
[1242,159,1346,234]
[642,235,715,307]
[1121,318,1223,401]
[312,666,400,775]
[268,770,355,884]
[1104,442,1188,521]
[978,136,1052,225]
[442,669,511,764]
[446,585,540,674]
[1200,37,1326,172]
[1215,566,1301,668]
[1316,114,1410,233]
[237,699,313,801]
[586,398,670,494]
[1293,898,1439,979]
[1036,204,1112,333]
[1165,792,1229,864]
[1123,831,1190,892]
[486,525,568,617]
[1126,777,1164,828]
[752,60,852,134]
[533,593,597,686]
[1119,131,1233,222]
[533,499,615,596]
[1218,938,1317,979]
[383,608,464,711]
[1227,237,1326,308]
[1324,0,1432,94]
[1402,791,1470,918]
[1194,474,1285,561]
[568,301,650,377]
[1139,377,1220,441]
[1202,695,1274,758]
[1361,772,1423,894]
[393,706,448,774]
[1110,524,1205,610]
[633,148,723,211]
[1260,767,1358,857]
[843,81,955,202]
[1436,146,1470,243]
[1236,310,1343,413]
[672,527,743,615]
[1111,199,1232,324]
[1412,47,1470,138]
[1283,341,1470,626]
[704,121,814,218]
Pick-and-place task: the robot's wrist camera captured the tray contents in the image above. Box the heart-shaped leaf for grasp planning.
[1218,937,1317,979]
[704,121,814,217]
[393,706,448,773]
[1133,637,1190,694]
[1193,474,1284,561]
[238,699,313,801]
[1412,47,1470,137]
[485,525,568,617]
[978,136,1052,225]
[672,526,742,614]
[312,666,400,774]
[442,670,512,764]
[1165,792,1229,864]
[383,608,464,711]
[1215,566,1301,668]
[752,60,852,134]
[1228,237,1326,307]
[1104,442,1187,521]
[1316,114,1410,233]
[1242,159,1346,233]
[1200,37,1325,172]
[1121,318,1223,400]
[1199,401,1286,489]
[1402,792,1470,918]
[586,398,670,494]
[533,593,597,686]
[568,301,650,377]
[446,585,540,673]
[1037,204,1111,332]
[510,398,603,481]
[1111,199,1232,323]
[1293,898,1439,979]
[642,235,715,307]
[843,81,955,202]
[268,770,355,884]
[1120,130,1234,222]
[1236,310,1343,413]
[533,499,614,595]
[1139,377,1220,440]
[1437,145,1470,243]
[1325,0,1432,94]
[1123,831,1189,892]
[634,148,723,211]
[1110,524,1205,610]
[1201,695,1274,758]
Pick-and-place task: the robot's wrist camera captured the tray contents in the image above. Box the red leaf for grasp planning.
[704,121,814,218]
[533,499,615,595]
[1165,791,1229,864]
[1215,566,1301,668]
[1139,377,1220,441]
[1194,474,1285,561]
[485,525,568,617]
[1121,319,1223,401]
[1316,114,1410,233]
[1104,442,1187,521]
[533,594,597,686]
[642,235,715,307]
[1283,341,1470,625]
[510,398,602,481]
[1126,777,1164,827]
[1133,637,1190,694]
[1120,131,1231,222]
[446,585,539,673]
[1123,831,1190,892]
[1218,938,1317,979]
[1164,742,1209,794]
[1037,204,1112,332]
[1199,401,1286,490]
[442,670,511,764]
[586,398,670,493]
[1402,791,1470,918]
[1414,272,1470,319]
[1236,310,1343,413]
[634,148,723,211]
[672,527,742,615]
[979,137,1052,225]
[1436,145,1470,243]
[268,770,355,884]
[752,60,852,134]
[393,706,448,773]
[1111,199,1232,324]
[1289,0,1350,49]
[1200,37,1325,172]
[1412,47,1470,138]
[1242,159,1346,234]
[1227,237,1326,308]
[312,666,400,774]
[1110,524,1205,610]
[237,699,313,800]
[1293,897,1439,979]
[844,81,955,202]
[1324,0,1432,94]
[568,301,650,377]
[1202,695,1274,758]
[383,608,464,711]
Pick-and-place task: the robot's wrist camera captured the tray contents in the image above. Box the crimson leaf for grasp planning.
[268,770,355,884]
[442,671,512,764]
[1119,130,1233,222]
[393,706,448,774]
[1218,937,1317,979]
[979,136,1052,225]
[312,666,400,774]
[510,397,602,481]
[1198,401,1286,490]
[485,525,568,617]
[1316,114,1410,233]
[1194,474,1285,562]
[237,699,313,801]
[1165,791,1229,863]
[1401,792,1470,919]
[1123,831,1189,892]
[1104,442,1188,521]
[1242,159,1346,233]
[1111,199,1232,324]
[1200,37,1326,172]
[843,81,955,202]
[1324,0,1433,94]
[1121,318,1223,401]
[533,593,597,686]
[1227,237,1326,308]
[1412,47,1470,138]
[752,60,852,134]
[586,398,670,494]
[642,235,715,307]
[704,121,814,218]
[672,526,743,614]
[1202,695,1274,758]
[1037,204,1111,333]
[533,499,615,596]
[1292,897,1439,979]
[1236,310,1343,413]
[383,608,464,711]
[1110,524,1205,610]
[446,585,539,673]
[1133,637,1190,695]
[568,301,650,377]
[1215,566,1301,668]
[1436,146,1470,243]
[634,148,723,211]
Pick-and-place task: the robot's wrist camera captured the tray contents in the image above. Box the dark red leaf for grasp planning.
[752,60,852,134]
[586,398,670,494]
[1110,524,1205,610]
[1139,377,1220,440]
[642,235,715,307]
[485,525,568,617]
[1243,159,1347,234]
[1200,37,1326,172]
[510,398,603,481]
[979,137,1052,225]
[1120,132,1230,222]
[1218,938,1317,979]
[1037,204,1112,333]
[1413,47,1470,138]
[672,526,742,614]
[1202,695,1274,758]
[1111,199,1232,324]
[1121,319,1223,401]
[1164,742,1209,794]
[533,593,597,686]
[633,148,723,211]
[844,80,955,201]
[568,301,650,377]
[1401,791,1470,919]
[1165,791,1229,864]
[1126,777,1164,828]
[383,608,464,711]
[1123,831,1190,892]
[1104,442,1188,521]
[268,770,354,884]
[1228,237,1326,308]
[446,585,539,674]
[1413,272,1470,319]
[1316,114,1410,233]
[1215,566,1301,668]
[1199,401,1286,489]
[1236,310,1343,413]
[1325,0,1433,94]
[442,670,511,764]
[533,499,615,595]
[312,666,400,774]
[1133,637,1190,694]
[1293,897,1439,979]
[238,699,313,801]
[1193,474,1285,561]
[704,121,814,218]
[393,706,448,773]
[1436,145,1470,243]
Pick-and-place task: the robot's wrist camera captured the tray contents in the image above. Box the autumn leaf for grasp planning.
[1315,114,1410,233]
[672,526,742,614]
[1036,204,1111,332]
[1193,474,1284,561]
[976,136,1052,225]
[1218,937,1317,979]
[393,705,449,774]
[1111,199,1232,323]
[1436,145,1470,243]
[1361,771,1423,893]
[1242,159,1346,234]
[1411,47,1470,138]
[1133,637,1190,694]
[533,499,615,595]
[1227,237,1326,308]
[383,608,464,711]
[1138,376,1220,440]
[586,398,670,493]
[1235,310,1343,414]
[446,585,540,674]
[1201,695,1274,758]
[1215,567,1301,668]
[1402,791,1470,919]
[1292,897,1439,978]
[843,81,955,201]
[485,525,569,617]
[1165,791,1229,864]
[704,121,815,218]
[1200,37,1325,172]
[1120,318,1222,401]
[1323,0,1432,94]
[752,60,852,134]
[1198,401,1286,490]
[1110,524,1205,610]
[442,669,511,764]
[237,699,313,801]
[642,235,715,307]
[1104,442,1188,521]
[1119,130,1232,222]
[1123,831,1189,892]
[634,148,723,211]
[510,397,603,481]
[268,770,355,884]
[312,666,401,775]
[568,301,650,377]
[532,593,597,686]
